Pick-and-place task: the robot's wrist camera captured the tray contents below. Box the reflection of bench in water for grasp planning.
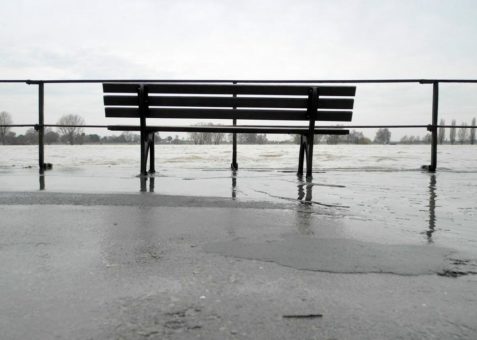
[103,83,356,177]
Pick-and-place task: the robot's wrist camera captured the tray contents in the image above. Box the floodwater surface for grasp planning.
[1,144,477,260]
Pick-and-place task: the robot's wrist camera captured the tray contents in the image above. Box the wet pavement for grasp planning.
[1,189,477,339]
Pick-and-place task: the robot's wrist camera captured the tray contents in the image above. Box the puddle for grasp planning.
[204,234,457,276]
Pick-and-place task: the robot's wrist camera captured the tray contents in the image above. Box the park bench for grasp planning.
[103,83,356,177]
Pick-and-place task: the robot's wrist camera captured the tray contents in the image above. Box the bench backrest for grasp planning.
[103,83,356,122]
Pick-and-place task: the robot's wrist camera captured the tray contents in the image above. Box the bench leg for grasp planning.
[141,132,156,176]
[143,139,150,176]
[297,134,315,177]
[231,133,238,170]
[297,134,315,178]
[140,176,147,192]
[306,135,315,178]
[148,133,155,174]
[231,170,237,199]
[297,135,306,176]
[140,132,147,176]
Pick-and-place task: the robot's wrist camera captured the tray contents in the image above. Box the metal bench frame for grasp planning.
[103,83,356,177]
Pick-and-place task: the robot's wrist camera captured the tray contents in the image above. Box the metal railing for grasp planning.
[1,78,477,174]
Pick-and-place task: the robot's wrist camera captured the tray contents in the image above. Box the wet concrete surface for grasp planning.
[204,235,455,276]
[1,192,477,339]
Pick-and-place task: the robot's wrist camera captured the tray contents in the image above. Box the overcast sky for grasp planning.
[1,0,477,139]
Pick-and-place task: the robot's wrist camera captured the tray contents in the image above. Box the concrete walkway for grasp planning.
[1,192,476,339]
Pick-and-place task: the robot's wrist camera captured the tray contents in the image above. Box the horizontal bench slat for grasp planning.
[147,84,309,95]
[146,109,306,120]
[148,96,353,109]
[105,107,138,117]
[105,108,352,121]
[103,83,139,93]
[148,96,306,108]
[319,111,352,121]
[104,95,138,106]
[104,95,306,108]
[107,124,350,135]
[104,95,353,109]
[103,83,356,96]
[319,98,353,109]
[146,84,356,96]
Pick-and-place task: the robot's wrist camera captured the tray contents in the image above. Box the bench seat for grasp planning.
[108,125,349,135]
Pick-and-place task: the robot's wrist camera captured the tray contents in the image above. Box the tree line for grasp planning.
[0,112,271,145]
[400,118,476,145]
[0,112,140,145]
[437,118,476,145]
[1,111,476,145]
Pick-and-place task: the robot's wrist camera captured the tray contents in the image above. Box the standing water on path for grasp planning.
[1,144,477,258]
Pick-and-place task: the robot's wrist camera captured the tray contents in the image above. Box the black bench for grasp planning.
[103,83,356,177]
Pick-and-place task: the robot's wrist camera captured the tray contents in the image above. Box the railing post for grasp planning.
[429,82,439,172]
[38,82,45,175]
[305,87,318,178]
[138,84,147,176]
[231,81,238,170]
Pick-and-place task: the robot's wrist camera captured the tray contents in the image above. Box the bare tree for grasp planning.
[44,128,60,144]
[401,135,424,144]
[189,131,210,144]
[211,131,225,144]
[449,119,456,144]
[238,133,267,144]
[326,134,341,144]
[471,117,476,145]
[189,131,203,144]
[120,131,140,143]
[291,134,301,144]
[314,134,324,144]
[438,119,446,144]
[56,114,85,145]
[457,122,468,144]
[189,132,212,144]
[374,128,391,144]
[401,135,422,144]
[0,111,13,144]
[24,128,38,144]
[188,123,227,144]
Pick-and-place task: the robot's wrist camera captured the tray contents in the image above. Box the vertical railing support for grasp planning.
[138,84,147,176]
[38,82,45,175]
[429,82,439,172]
[231,81,238,170]
[305,87,318,178]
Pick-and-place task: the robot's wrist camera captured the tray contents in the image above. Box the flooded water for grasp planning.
[1,144,477,258]
[2,144,477,172]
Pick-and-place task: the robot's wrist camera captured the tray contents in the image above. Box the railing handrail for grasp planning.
[1,124,477,129]
[0,78,477,84]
